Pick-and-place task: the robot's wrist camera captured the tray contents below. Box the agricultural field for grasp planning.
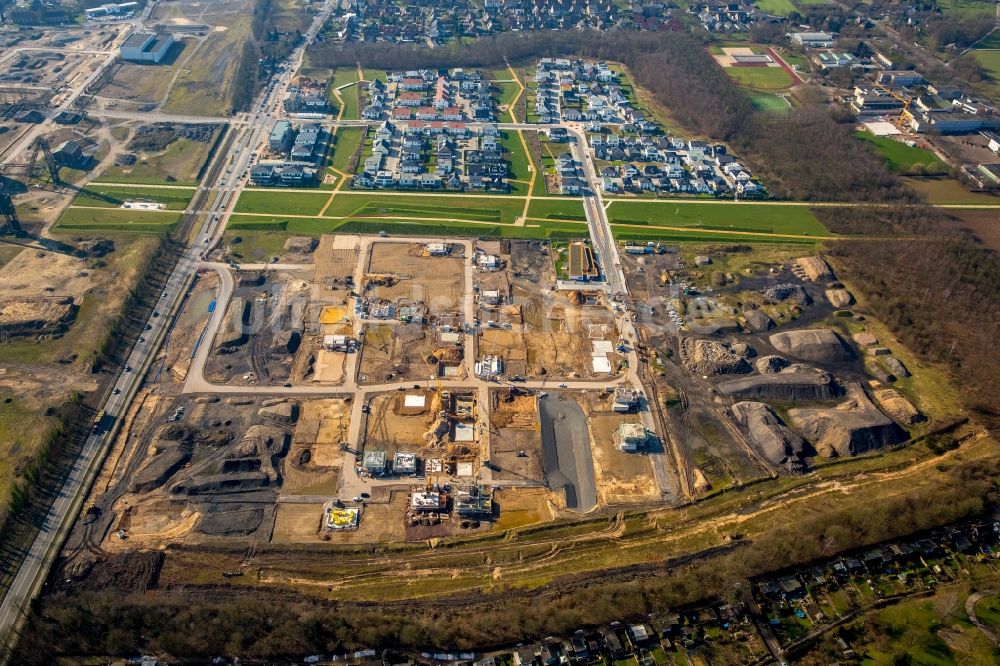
[854,132,949,174]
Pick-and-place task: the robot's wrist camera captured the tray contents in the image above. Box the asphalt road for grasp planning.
[0,0,337,653]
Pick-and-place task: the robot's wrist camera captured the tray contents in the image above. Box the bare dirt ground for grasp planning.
[364,390,443,457]
[357,324,442,384]
[489,390,544,483]
[205,269,313,385]
[164,271,218,384]
[285,397,350,494]
[272,491,409,545]
[493,487,556,530]
[367,242,465,315]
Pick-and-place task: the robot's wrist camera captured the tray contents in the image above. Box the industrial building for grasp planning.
[119,32,175,63]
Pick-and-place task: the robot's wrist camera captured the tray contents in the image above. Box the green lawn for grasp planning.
[725,65,794,91]
[973,50,1000,99]
[750,91,791,112]
[323,193,523,224]
[494,80,521,123]
[974,31,1000,49]
[333,67,360,88]
[363,69,388,83]
[330,127,365,172]
[936,0,996,17]
[235,190,328,216]
[227,215,586,240]
[755,0,796,15]
[54,207,181,232]
[526,198,586,221]
[502,130,532,195]
[70,186,196,210]
[854,132,949,174]
[605,200,829,236]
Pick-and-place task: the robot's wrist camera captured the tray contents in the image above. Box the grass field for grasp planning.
[974,32,1000,49]
[162,16,251,116]
[333,67,360,88]
[363,69,388,84]
[71,186,196,210]
[54,207,182,232]
[936,0,996,17]
[235,190,329,216]
[526,198,586,221]
[605,200,829,236]
[725,66,794,91]
[502,130,533,195]
[854,132,949,174]
[750,91,791,112]
[94,135,217,186]
[330,127,365,172]
[902,176,1000,205]
[323,193,523,224]
[0,391,60,527]
[755,0,795,15]
[227,215,587,240]
[973,50,1000,98]
[494,80,521,123]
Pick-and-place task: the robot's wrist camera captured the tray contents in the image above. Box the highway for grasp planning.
[0,0,337,654]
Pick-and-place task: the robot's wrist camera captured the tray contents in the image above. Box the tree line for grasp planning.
[11,452,997,662]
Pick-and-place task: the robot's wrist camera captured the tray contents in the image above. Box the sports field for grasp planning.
[750,92,791,112]
[725,65,794,91]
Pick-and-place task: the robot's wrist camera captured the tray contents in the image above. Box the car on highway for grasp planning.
[558,383,568,388]
[124,366,132,373]
[112,387,121,395]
